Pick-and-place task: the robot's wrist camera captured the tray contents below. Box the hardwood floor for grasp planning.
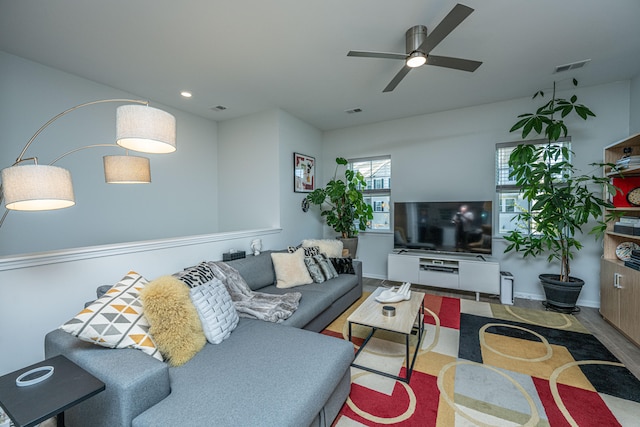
[363,277,640,380]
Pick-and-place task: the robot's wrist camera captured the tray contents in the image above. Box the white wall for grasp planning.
[217,110,280,232]
[0,52,220,256]
[277,110,324,244]
[323,81,631,307]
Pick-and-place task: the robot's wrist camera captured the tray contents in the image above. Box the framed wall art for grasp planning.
[293,152,315,193]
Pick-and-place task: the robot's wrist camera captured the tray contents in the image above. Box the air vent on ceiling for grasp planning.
[345,108,363,114]
[210,105,228,112]
[554,59,591,73]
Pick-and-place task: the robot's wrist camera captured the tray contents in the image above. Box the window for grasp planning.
[350,156,391,231]
[495,138,570,234]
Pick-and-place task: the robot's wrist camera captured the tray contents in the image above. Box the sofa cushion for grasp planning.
[318,253,339,278]
[302,239,343,257]
[132,319,354,427]
[329,257,356,274]
[259,272,359,328]
[287,244,320,256]
[59,272,162,361]
[300,274,358,301]
[255,285,333,328]
[190,279,239,344]
[172,261,215,288]
[225,250,278,291]
[140,276,206,366]
[304,254,338,283]
[271,249,313,288]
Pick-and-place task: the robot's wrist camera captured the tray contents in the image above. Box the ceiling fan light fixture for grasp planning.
[406,52,427,68]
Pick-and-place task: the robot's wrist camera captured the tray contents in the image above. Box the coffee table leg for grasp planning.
[57,411,65,427]
[405,334,411,381]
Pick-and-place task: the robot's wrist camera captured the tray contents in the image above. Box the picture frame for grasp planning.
[293,152,315,193]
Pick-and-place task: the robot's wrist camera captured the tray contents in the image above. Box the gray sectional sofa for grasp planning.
[44,250,362,427]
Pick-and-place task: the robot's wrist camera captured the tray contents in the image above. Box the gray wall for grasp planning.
[0,52,219,256]
[216,108,323,244]
[322,81,631,307]
[277,109,324,244]
[630,72,640,134]
[217,110,280,232]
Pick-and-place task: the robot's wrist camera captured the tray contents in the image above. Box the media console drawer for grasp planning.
[419,269,459,288]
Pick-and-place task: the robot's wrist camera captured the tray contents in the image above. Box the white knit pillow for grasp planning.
[190,279,239,345]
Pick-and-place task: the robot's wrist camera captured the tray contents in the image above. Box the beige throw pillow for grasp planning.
[140,276,206,366]
[302,239,344,258]
[271,249,313,288]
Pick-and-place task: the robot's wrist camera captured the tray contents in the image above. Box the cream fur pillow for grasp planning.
[302,239,344,258]
[271,249,313,288]
[140,276,206,366]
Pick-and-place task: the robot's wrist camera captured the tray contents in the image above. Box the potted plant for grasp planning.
[306,157,374,257]
[504,79,617,312]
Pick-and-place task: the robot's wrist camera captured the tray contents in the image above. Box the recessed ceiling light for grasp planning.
[180,91,193,98]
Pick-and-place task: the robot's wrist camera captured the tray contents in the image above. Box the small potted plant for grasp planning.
[306,157,373,257]
[504,79,617,312]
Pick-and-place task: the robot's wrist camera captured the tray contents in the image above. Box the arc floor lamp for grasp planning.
[0,99,176,228]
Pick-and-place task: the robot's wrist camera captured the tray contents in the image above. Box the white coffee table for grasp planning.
[347,286,425,383]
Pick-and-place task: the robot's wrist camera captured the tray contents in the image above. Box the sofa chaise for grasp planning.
[44,250,362,427]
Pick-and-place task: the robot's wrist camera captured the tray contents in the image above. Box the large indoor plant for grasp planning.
[306,157,373,256]
[504,79,616,312]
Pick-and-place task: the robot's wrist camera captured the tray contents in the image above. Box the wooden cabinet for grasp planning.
[600,259,640,345]
[601,133,640,346]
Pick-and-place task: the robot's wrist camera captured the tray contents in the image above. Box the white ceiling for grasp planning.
[1,0,640,131]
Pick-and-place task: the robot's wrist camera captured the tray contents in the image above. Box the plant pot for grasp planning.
[539,273,584,313]
[338,237,358,258]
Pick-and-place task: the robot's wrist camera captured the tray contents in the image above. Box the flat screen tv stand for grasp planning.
[388,251,500,301]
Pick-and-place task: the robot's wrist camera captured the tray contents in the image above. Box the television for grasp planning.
[393,201,493,255]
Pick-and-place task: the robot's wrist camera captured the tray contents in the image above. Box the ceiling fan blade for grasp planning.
[347,50,408,61]
[383,65,411,92]
[426,55,482,72]
[420,4,474,54]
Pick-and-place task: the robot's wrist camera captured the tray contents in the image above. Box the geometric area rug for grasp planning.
[322,292,640,426]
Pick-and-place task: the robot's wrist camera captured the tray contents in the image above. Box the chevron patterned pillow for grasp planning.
[59,272,163,361]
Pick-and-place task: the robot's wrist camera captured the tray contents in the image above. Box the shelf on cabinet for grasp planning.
[606,207,640,212]
[605,231,640,239]
[606,164,640,177]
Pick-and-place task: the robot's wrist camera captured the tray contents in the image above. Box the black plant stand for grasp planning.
[542,300,581,314]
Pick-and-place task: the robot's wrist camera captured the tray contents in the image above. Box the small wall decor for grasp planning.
[301,197,310,212]
[293,152,315,193]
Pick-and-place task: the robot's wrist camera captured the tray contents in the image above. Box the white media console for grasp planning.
[388,251,500,301]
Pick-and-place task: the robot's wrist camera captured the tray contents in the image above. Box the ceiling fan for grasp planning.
[347,3,482,92]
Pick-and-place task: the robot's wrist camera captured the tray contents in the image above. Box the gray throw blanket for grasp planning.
[207,261,301,323]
